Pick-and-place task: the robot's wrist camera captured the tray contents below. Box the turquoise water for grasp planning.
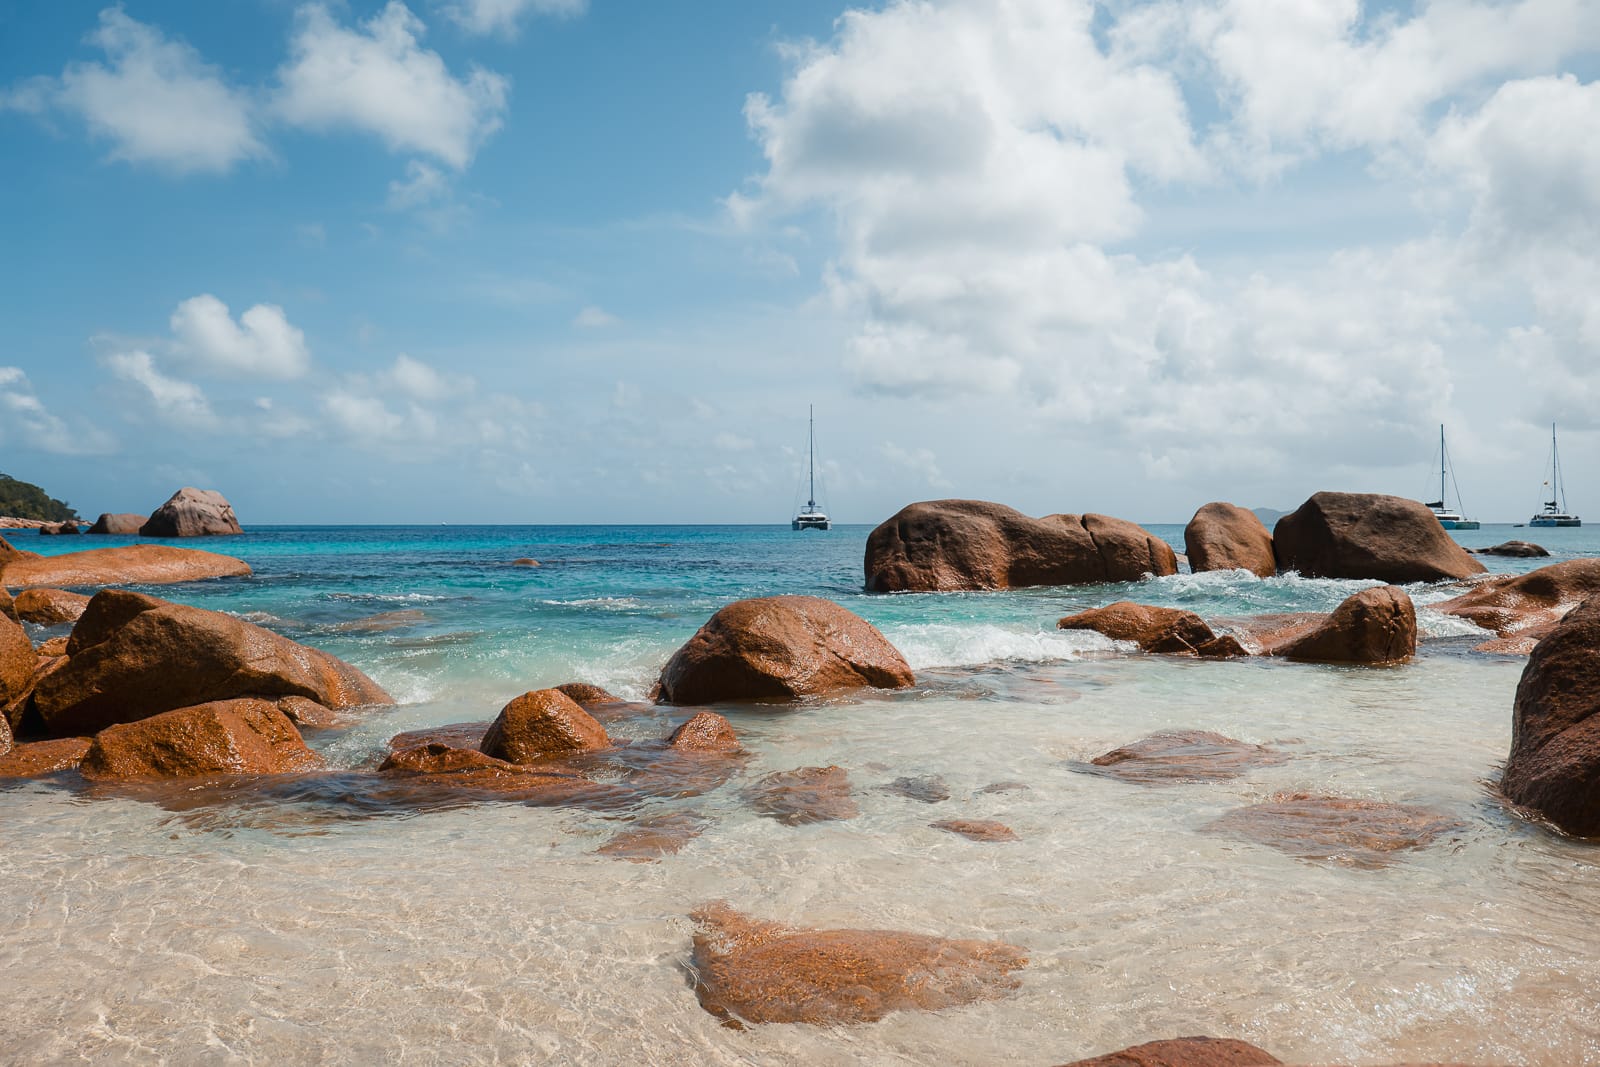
[5,523,1600,1064]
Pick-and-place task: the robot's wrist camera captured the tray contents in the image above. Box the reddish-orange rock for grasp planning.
[554,681,621,706]
[1054,1036,1282,1066]
[0,534,33,565]
[378,742,596,800]
[511,558,540,567]
[1436,560,1600,652]
[0,584,13,620]
[1058,601,1218,654]
[931,818,1018,842]
[0,612,37,713]
[656,596,914,704]
[1500,596,1600,836]
[1078,731,1286,785]
[139,487,242,537]
[35,591,391,736]
[865,499,1177,592]
[1269,586,1416,664]
[387,721,490,752]
[87,513,147,535]
[668,710,741,753]
[688,901,1027,1026]
[1272,492,1484,583]
[0,737,92,777]
[1473,540,1549,558]
[275,696,341,729]
[0,544,250,589]
[1184,503,1277,578]
[13,587,91,626]
[744,765,858,824]
[596,811,708,861]
[79,699,325,780]
[479,688,609,763]
[0,707,9,754]
[1205,793,1461,867]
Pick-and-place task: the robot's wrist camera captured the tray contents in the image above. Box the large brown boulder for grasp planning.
[13,588,90,626]
[687,901,1027,1025]
[0,612,37,712]
[0,736,91,778]
[1436,560,1600,653]
[1272,492,1484,583]
[479,688,609,763]
[1184,503,1277,577]
[140,487,242,537]
[88,513,147,535]
[864,500,1177,592]
[1269,586,1417,664]
[33,590,391,736]
[1500,596,1600,836]
[655,595,914,704]
[1057,602,1219,655]
[1054,1036,1282,1066]
[0,544,250,588]
[79,699,324,779]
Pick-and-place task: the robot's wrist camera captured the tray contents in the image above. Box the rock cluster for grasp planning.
[864,499,1177,592]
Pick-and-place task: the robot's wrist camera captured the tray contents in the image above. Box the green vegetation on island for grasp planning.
[0,472,79,521]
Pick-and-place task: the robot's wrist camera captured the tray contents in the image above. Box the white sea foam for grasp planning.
[884,622,1124,669]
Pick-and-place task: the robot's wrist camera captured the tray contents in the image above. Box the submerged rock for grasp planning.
[0,544,251,589]
[687,900,1028,1026]
[379,741,599,802]
[1500,596,1600,836]
[479,688,610,763]
[1053,1036,1282,1066]
[79,699,325,780]
[387,721,490,752]
[883,774,951,803]
[744,765,858,824]
[1184,503,1277,578]
[864,499,1177,592]
[1272,492,1484,583]
[667,710,740,753]
[332,609,427,633]
[13,588,90,626]
[35,590,391,736]
[1473,540,1550,558]
[930,818,1017,842]
[1436,560,1600,655]
[1058,602,1219,655]
[139,487,242,537]
[1076,731,1286,785]
[1205,793,1461,867]
[87,513,147,535]
[0,736,91,778]
[1269,586,1417,665]
[655,595,914,704]
[595,811,708,861]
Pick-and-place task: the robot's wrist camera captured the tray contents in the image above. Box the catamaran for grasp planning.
[1424,424,1479,529]
[1530,423,1581,527]
[792,405,831,531]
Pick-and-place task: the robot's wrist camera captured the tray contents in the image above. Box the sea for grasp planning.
[3,523,1598,1065]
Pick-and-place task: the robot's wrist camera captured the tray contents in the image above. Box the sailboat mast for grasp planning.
[1553,422,1563,511]
[808,404,816,508]
[1440,424,1446,506]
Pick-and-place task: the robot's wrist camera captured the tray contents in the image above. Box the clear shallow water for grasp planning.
[4,523,1600,1065]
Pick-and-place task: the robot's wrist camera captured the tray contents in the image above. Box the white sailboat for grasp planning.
[1424,424,1479,530]
[1530,423,1581,527]
[792,405,831,531]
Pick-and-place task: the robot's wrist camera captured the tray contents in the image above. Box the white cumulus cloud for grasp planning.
[443,0,587,38]
[104,350,219,429]
[169,294,311,379]
[0,367,117,455]
[274,2,510,169]
[4,7,264,174]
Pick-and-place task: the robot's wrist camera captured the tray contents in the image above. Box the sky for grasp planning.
[2,0,1598,525]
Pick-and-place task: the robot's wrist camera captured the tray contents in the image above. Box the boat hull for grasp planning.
[1439,519,1480,530]
[792,518,831,531]
[1529,516,1582,527]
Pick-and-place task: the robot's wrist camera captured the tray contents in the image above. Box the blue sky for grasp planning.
[3,1,1599,523]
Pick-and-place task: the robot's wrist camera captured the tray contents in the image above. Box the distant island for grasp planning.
[1251,507,1287,529]
[0,472,78,523]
